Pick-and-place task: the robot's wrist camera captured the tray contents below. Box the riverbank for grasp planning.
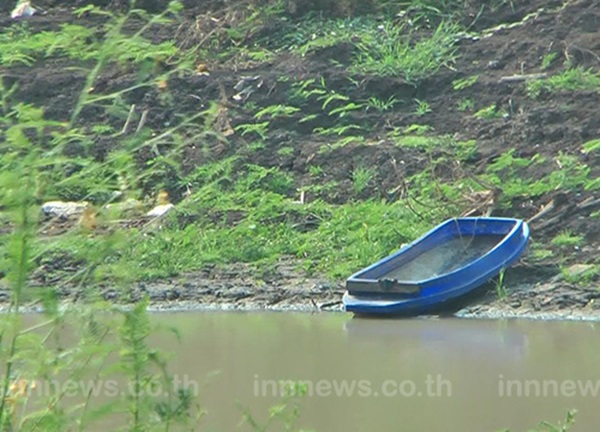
[0,0,598,319]
[2,257,599,321]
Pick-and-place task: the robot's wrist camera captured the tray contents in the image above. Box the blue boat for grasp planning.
[343,217,530,316]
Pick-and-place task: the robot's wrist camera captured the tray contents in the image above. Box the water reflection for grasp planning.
[19,312,600,432]
[344,317,529,362]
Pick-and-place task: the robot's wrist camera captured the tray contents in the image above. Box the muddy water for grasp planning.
[384,235,504,281]
[150,313,600,431]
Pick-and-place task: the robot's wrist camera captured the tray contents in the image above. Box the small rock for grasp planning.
[487,60,503,70]
[146,203,174,217]
[42,201,88,218]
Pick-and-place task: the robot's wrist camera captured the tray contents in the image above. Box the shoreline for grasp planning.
[3,260,599,321]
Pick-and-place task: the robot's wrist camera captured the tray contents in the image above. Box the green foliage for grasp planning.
[241,382,313,432]
[474,104,506,119]
[366,96,397,112]
[235,121,270,139]
[414,99,432,116]
[452,75,478,90]
[529,409,577,432]
[551,230,583,248]
[278,146,294,156]
[0,24,96,66]
[351,21,460,82]
[527,68,600,98]
[496,269,507,300]
[352,167,375,195]
[457,98,475,112]
[0,9,184,69]
[482,150,592,204]
[582,138,600,153]
[541,52,559,70]
[255,105,301,120]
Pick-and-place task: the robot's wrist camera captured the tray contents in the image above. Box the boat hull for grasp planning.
[343,217,530,316]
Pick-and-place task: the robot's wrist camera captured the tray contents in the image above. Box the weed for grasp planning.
[308,165,324,177]
[290,78,327,104]
[531,248,553,260]
[582,138,600,153]
[328,101,365,117]
[562,264,598,285]
[473,104,505,120]
[352,167,376,195]
[457,98,475,112]
[527,68,600,98]
[414,99,432,116]
[235,121,270,139]
[314,124,363,136]
[541,52,559,70]
[551,230,583,248]
[496,269,507,299]
[536,409,577,432]
[366,96,397,112]
[351,21,460,82]
[452,75,479,90]
[481,149,592,204]
[241,382,309,431]
[254,104,301,120]
[247,141,266,152]
[402,124,433,135]
[277,146,294,156]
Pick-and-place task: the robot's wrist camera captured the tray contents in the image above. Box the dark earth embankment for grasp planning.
[0,0,599,319]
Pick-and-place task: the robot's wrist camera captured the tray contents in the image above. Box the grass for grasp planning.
[474,104,506,120]
[352,167,376,195]
[481,151,593,205]
[452,75,479,90]
[350,21,460,82]
[457,98,475,112]
[551,230,584,248]
[527,68,600,97]
[414,99,432,116]
[65,164,450,280]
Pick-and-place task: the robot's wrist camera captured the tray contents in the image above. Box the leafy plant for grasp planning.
[551,230,583,248]
[352,167,375,195]
[366,96,397,112]
[474,104,505,120]
[351,21,460,82]
[255,104,301,120]
[541,52,559,70]
[402,124,433,134]
[452,75,478,90]
[414,99,432,116]
[527,68,600,98]
[582,138,600,153]
[235,121,270,139]
[277,146,294,156]
[495,269,507,299]
[457,98,475,112]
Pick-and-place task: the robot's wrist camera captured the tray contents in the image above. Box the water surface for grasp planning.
[150,313,600,431]
[384,235,504,281]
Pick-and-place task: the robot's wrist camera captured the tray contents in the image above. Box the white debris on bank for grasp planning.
[11,1,36,19]
[42,196,175,220]
[42,201,88,218]
[146,203,175,217]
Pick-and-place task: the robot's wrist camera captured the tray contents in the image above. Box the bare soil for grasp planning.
[2,0,599,318]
